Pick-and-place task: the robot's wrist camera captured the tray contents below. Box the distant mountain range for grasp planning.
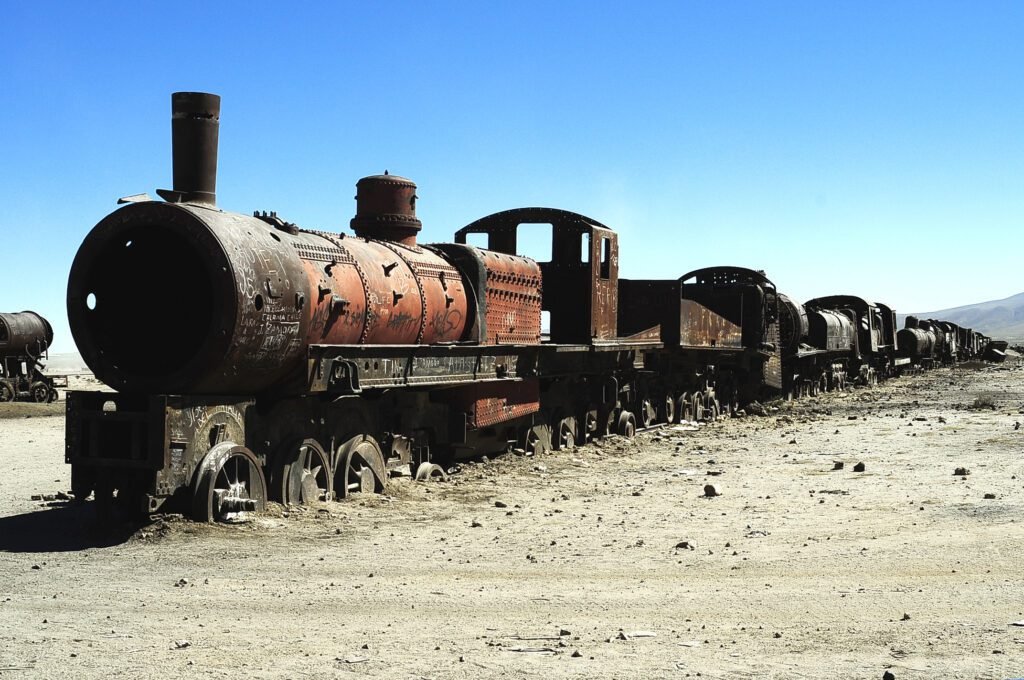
[897,292,1024,342]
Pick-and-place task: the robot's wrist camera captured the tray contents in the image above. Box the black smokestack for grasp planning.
[157,92,220,206]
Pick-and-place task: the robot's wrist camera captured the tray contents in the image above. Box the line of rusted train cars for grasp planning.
[62,93,1002,521]
[0,311,62,403]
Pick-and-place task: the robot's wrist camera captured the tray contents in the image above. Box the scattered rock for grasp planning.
[901,613,910,621]
[703,484,721,498]
[470,520,483,528]
[954,467,970,476]
[832,461,844,471]
[675,541,696,550]
[174,578,188,587]
[494,500,508,508]
[983,493,996,500]
[747,401,768,416]
[853,462,866,472]
[30,494,42,501]
[883,671,895,680]
[571,650,583,658]
[172,640,191,649]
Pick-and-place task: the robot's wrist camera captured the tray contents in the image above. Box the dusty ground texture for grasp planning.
[1,365,1023,679]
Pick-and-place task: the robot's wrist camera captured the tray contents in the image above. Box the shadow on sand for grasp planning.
[0,502,142,553]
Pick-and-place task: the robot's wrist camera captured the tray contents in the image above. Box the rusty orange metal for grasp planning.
[448,378,540,428]
[300,233,470,347]
[350,173,422,247]
[454,208,616,345]
[477,250,542,345]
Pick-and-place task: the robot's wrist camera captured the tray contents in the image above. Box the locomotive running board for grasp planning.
[307,343,539,394]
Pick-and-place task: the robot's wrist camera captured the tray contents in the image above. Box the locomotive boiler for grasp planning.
[67,93,503,395]
[0,311,61,403]
[0,311,53,358]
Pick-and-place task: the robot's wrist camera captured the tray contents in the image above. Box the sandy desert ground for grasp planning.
[1,364,1023,679]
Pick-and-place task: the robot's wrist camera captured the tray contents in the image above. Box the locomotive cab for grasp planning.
[455,208,618,344]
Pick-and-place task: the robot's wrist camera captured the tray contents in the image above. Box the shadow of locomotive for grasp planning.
[0,503,141,553]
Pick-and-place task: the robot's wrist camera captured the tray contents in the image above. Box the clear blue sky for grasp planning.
[2,1,1021,352]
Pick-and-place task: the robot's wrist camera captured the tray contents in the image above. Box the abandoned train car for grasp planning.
[0,311,62,403]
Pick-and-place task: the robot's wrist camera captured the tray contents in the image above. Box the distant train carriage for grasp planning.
[617,266,783,418]
[804,296,900,384]
[0,311,61,403]
[777,294,855,397]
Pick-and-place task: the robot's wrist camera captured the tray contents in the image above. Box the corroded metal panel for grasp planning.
[588,227,618,340]
[447,378,540,428]
[478,250,543,345]
[761,320,783,389]
[678,300,743,348]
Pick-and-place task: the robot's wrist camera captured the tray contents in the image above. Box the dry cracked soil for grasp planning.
[1,364,1023,679]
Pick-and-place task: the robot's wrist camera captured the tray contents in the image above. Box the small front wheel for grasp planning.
[617,410,637,438]
[30,382,50,403]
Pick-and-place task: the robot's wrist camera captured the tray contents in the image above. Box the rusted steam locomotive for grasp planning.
[898,316,996,365]
[0,311,62,403]
[64,93,1000,521]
